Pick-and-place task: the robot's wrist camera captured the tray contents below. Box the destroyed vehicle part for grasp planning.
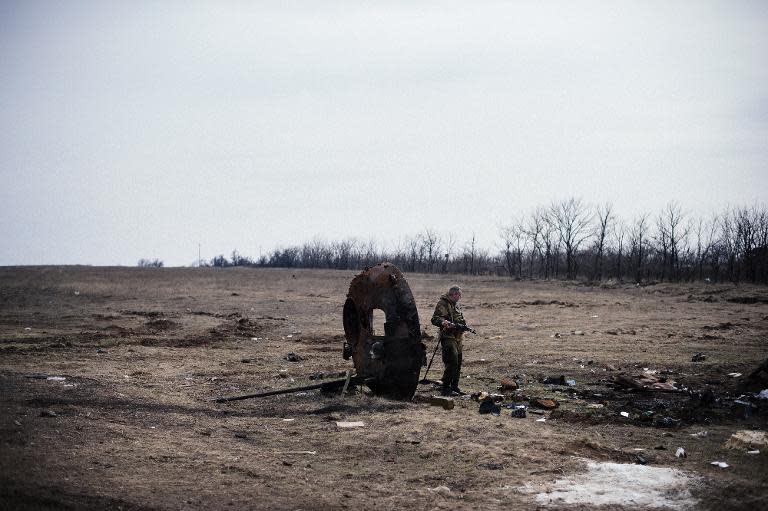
[343,263,425,399]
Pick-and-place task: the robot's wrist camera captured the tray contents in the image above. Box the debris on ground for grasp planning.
[723,430,768,451]
[620,411,630,418]
[747,450,760,455]
[427,486,451,495]
[510,405,527,418]
[740,358,768,392]
[759,389,768,400]
[471,391,488,402]
[731,399,756,419]
[471,391,502,402]
[654,417,680,428]
[284,352,303,362]
[40,410,57,417]
[676,447,686,458]
[530,398,559,410]
[542,375,567,385]
[710,461,729,468]
[692,353,706,362]
[613,372,679,392]
[428,396,455,410]
[499,378,518,390]
[690,431,708,438]
[479,400,501,415]
[335,421,364,429]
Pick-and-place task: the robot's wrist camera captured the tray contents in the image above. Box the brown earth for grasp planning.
[1,266,767,510]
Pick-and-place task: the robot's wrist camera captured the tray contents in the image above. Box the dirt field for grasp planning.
[1,266,767,510]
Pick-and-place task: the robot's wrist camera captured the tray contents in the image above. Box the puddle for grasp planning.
[525,459,700,509]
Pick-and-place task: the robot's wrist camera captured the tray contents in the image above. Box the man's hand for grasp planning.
[442,321,477,335]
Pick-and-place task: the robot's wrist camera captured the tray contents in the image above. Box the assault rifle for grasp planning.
[445,321,477,335]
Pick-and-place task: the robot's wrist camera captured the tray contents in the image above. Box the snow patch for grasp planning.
[529,460,699,509]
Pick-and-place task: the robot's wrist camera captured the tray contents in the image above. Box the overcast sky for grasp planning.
[1,1,766,266]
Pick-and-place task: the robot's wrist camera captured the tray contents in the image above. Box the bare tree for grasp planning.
[524,207,546,278]
[630,213,650,282]
[499,219,525,278]
[550,198,593,279]
[693,216,718,281]
[421,228,441,273]
[657,202,688,281]
[138,258,163,268]
[592,202,614,281]
[463,234,478,275]
[613,219,627,281]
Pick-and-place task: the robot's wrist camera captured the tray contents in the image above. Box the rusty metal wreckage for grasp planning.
[216,263,429,403]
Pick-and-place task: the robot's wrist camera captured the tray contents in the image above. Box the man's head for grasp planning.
[447,285,462,303]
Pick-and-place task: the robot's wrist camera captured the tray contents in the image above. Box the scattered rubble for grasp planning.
[531,398,559,410]
[510,406,527,418]
[691,353,706,362]
[723,430,767,451]
[654,417,680,428]
[499,378,518,390]
[284,353,303,362]
[479,401,501,415]
[541,375,567,385]
[740,358,768,392]
[731,399,756,419]
[613,372,679,392]
[428,396,455,410]
[336,421,364,429]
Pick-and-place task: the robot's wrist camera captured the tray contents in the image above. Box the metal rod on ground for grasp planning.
[420,338,441,383]
[340,369,352,397]
[215,378,350,402]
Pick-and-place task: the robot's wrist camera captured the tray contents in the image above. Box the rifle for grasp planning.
[445,321,477,335]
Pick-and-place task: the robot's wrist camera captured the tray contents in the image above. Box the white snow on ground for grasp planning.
[526,460,700,509]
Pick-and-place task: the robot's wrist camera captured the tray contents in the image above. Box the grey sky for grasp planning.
[1,1,766,266]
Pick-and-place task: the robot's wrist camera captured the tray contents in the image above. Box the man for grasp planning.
[431,285,467,396]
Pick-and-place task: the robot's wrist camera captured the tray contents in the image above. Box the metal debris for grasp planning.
[342,263,425,399]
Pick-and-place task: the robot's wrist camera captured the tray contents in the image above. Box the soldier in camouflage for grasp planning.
[431,285,467,396]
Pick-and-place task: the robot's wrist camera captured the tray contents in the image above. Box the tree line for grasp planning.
[198,199,768,285]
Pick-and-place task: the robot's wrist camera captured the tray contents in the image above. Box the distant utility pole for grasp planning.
[198,243,201,268]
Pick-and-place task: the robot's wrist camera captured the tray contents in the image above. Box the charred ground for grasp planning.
[0,266,767,510]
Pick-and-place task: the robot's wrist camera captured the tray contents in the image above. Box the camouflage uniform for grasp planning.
[431,294,466,391]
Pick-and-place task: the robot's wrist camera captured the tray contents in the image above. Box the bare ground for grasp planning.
[0,266,767,510]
